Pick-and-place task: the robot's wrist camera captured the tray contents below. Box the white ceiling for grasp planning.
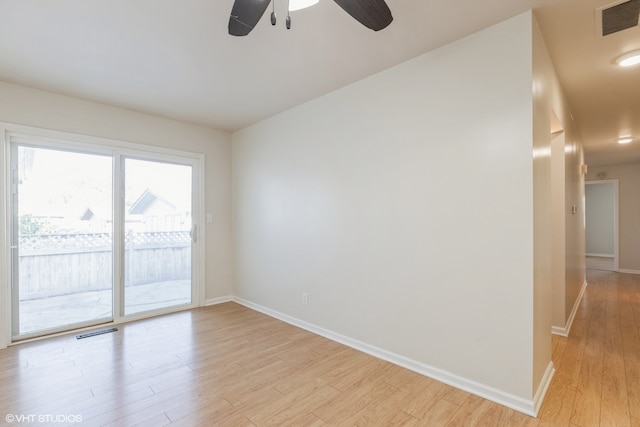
[536,0,640,166]
[0,0,638,166]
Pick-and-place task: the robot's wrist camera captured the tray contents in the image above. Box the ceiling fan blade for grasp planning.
[333,0,393,31]
[229,0,272,36]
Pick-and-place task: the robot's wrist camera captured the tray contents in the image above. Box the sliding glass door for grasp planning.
[9,136,200,340]
[123,158,193,315]
[11,145,114,337]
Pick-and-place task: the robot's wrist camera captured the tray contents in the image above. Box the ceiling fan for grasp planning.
[228,0,393,36]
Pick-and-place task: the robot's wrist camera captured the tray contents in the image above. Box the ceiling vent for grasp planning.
[598,0,640,36]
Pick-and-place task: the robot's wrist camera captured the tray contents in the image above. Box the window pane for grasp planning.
[123,158,192,315]
[16,146,113,335]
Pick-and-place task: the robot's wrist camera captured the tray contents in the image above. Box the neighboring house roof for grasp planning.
[80,207,95,221]
[128,188,176,215]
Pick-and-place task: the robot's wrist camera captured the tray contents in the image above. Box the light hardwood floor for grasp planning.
[0,269,638,426]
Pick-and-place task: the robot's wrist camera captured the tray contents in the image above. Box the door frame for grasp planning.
[119,154,198,318]
[1,123,206,347]
[585,179,619,271]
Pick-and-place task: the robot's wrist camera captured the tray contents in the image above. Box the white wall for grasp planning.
[532,16,586,335]
[0,81,234,303]
[550,132,566,331]
[531,18,554,399]
[563,134,585,330]
[233,12,546,412]
[587,164,640,272]
[585,182,616,256]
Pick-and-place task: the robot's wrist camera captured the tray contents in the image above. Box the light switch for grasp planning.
[206,213,213,223]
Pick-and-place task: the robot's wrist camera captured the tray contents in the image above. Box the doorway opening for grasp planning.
[584,180,619,271]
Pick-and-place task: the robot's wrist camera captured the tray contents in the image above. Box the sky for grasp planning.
[18,146,192,230]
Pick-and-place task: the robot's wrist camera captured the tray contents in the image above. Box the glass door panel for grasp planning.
[13,145,113,337]
[123,158,193,315]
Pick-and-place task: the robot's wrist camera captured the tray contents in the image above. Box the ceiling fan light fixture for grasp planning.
[616,49,640,67]
[289,0,319,11]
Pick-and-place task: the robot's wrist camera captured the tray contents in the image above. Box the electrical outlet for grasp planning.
[302,292,309,306]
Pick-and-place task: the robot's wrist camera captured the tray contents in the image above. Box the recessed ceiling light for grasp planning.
[289,0,319,11]
[616,50,640,67]
[617,136,634,144]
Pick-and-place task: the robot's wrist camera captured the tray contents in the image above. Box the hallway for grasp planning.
[539,269,640,426]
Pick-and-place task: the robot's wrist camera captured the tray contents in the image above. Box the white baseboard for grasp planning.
[233,297,539,417]
[618,269,640,275]
[585,253,614,258]
[532,362,555,416]
[205,296,234,306]
[552,280,587,337]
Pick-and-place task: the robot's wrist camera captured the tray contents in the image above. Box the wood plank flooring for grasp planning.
[0,269,638,426]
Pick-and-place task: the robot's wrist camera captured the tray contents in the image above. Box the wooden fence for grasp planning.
[19,232,191,300]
